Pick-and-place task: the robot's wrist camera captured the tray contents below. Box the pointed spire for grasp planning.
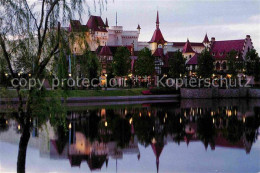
[156,158,159,173]
[203,33,210,43]
[105,17,108,27]
[137,24,141,30]
[116,12,118,26]
[156,11,159,29]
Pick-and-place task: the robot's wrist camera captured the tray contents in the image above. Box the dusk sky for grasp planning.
[80,0,260,51]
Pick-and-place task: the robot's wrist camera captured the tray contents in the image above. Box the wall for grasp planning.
[181,88,260,98]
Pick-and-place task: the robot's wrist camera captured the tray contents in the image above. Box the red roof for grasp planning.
[99,45,112,56]
[69,20,88,32]
[86,16,107,32]
[186,53,199,65]
[182,39,195,53]
[149,11,166,44]
[173,42,204,47]
[211,39,245,59]
[203,34,210,43]
[149,28,166,44]
[153,48,164,57]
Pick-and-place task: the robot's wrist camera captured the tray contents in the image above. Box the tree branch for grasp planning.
[0,34,15,77]
[36,22,61,77]
[37,0,60,63]
[23,0,39,29]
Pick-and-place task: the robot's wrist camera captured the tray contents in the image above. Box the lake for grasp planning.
[0,99,260,173]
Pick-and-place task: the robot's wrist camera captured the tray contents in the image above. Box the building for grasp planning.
[67,11,255,77]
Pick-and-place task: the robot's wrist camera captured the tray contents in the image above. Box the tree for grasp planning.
[135,47,155,76]
[245,49,260,81]
[168,50,186,78]
[226,50,243,78]
[197,49,215,78]
[84,51,100,80]
[112,46,131,76]
[0,1,107,172]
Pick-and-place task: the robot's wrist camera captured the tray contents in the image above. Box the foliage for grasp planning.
[135,47,155,76]
[80,51,100,79]
[245,49,260,81]
[226,50,244,78]
[197,49,214,78]
[168,50,186,78]
[112,47,131,76]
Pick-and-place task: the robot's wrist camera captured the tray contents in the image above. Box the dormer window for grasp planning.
[158,44,163,48]
[212,52,215,56]
[219,52,223,56]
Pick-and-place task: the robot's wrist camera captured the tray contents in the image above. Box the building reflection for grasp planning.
[0,101,259,172]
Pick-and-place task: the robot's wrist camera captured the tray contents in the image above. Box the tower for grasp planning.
[137,24,141,34]
[148,11,166,54]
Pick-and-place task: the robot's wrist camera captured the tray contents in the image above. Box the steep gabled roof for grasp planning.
[153,48,164,57]
[149,11,166,44]
[149,28,166,44]
[99,45,112,56]
[211,39,245,59]
[69,20,88,32]
[203,33,210,43]
[182,39,195,53]
[86,16,107,32]
[172,42,204,47]
[186,53,199,65]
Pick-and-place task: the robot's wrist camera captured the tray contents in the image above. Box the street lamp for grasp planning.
[68,73,72,77]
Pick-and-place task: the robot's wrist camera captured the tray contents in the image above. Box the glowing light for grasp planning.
[18,125,20,130]
[213,118,215,124]
[165,113,167,118]
[5,73,8,77]
[139,112,142,117]
[6,120,8,124]
[148,112,151,117]
[69,123,72,129]
[68,73,72,77]
[243,117,246,123]
[105,121,108,127]
[179,118,182,123]
[227,110,232,117]
[129,118,133,124]
[28,73,31,77]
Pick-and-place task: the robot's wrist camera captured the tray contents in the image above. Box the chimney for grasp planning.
[246,35,251,39]
[211,37,215,42]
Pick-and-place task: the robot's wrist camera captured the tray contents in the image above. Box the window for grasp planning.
[158,44,163,48]
[220,52,223,56]
[212,52,215,56]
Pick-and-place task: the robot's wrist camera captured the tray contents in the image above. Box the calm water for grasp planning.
[0,99,260,173]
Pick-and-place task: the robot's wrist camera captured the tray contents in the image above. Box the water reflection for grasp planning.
[0,99,260,172]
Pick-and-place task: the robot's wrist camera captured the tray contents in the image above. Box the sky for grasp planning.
[79,0,260,52]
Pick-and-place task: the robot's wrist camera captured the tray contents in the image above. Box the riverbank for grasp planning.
[181,88,260,98]
[0,88,146,98]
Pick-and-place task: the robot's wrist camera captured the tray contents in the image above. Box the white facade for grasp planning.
[107,26,140,50]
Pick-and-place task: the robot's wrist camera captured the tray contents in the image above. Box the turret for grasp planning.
[105,17,109,30]
[137,24,141,34]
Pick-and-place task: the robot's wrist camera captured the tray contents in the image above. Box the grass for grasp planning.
[0,88,146,98]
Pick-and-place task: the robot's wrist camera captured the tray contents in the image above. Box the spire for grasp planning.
[156,11,159,29]
[203,33,210,43]
[137,24,141,30]
[105,18,108,27]
[116,12,118,26]
[156,158,159,173]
